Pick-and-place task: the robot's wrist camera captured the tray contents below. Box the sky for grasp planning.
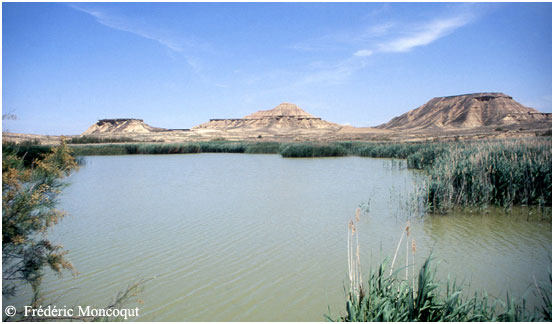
[2,2,552,135]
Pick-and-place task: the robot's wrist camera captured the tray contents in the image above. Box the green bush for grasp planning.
[3,141,79,299]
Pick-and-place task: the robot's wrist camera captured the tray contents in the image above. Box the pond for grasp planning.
[3,154,551,321]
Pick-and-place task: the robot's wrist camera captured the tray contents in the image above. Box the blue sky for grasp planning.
[2,2,552,135]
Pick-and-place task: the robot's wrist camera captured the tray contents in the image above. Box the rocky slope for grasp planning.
[376,93,551,130]
[193,103,341,130]
[82,119,167,135]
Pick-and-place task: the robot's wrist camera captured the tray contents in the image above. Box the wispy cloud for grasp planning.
[287,8,477,87]
[69,4,188,53]
[68,4,230,87]
[353,49,373,57]
[290,22,395,53]
[290,34,355,52]
[288,56,370,87]
[377,15,473,53]
[362,22,396,38]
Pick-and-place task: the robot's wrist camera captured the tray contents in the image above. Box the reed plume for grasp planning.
[390,221,410,277]
[347,211,363,303]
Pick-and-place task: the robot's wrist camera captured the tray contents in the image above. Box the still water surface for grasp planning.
[5,154,551,321]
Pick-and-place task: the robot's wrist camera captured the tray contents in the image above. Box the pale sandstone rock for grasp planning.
[193,103,341,130]
[82,119,167,135]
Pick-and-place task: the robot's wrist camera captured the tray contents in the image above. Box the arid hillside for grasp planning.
[193,102,341,130]
[376,93,551,130]
[5,93,550,145]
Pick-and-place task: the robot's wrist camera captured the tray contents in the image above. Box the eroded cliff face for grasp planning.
[78,93,550,141]
[193,103,341,131]
[82,119,167,135]
[377,93,551,130]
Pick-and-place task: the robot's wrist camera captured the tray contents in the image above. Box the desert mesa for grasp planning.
[4,92,552,144]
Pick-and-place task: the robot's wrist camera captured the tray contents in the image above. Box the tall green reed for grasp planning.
[279,143,348,157]
[423,139,552,212]
[328,211,552,322]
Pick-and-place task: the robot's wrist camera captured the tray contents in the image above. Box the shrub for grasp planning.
[2,140,78,299]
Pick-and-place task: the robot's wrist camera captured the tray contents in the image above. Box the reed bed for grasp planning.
[2,142,53,166]
[68,141,282,155]
[350,142,427,159]
[67,135,138,144]
[330,256,552,322]
[70,144,130,155]
[423,139,552,212]
[279,143,348,157]
[329,212,552,322]
[244,142,281,154]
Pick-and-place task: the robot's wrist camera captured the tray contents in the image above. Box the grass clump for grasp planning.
[129,143,201,154]
[279,143,348,158]
[244,142,281,154]
[354,143,424,159]
[406,145,447,169]
[197,141,247,153]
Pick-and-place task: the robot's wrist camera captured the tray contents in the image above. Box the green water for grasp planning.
[3,154,551,321]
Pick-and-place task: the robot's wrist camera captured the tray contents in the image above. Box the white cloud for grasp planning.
[377,15,472,53]
[290,12,474,87]
[287,7,477,88]
[353,49,373,57]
